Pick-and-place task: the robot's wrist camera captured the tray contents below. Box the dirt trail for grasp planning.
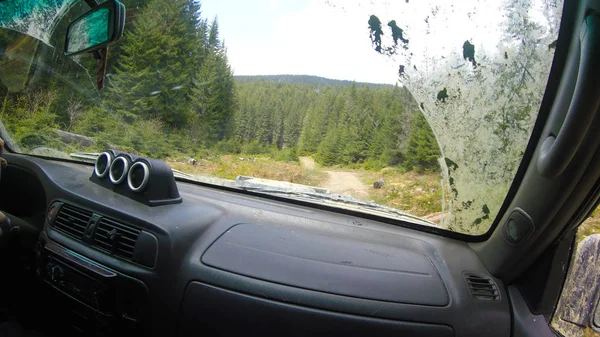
[322,171,370,199]
[299,156,316,170]
[300,157,369,199]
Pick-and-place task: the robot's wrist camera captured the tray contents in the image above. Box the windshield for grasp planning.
[0,0,563,235]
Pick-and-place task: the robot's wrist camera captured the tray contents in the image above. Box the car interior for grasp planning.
[0,0,600,336]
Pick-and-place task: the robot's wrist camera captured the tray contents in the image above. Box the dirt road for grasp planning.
[299,156,316,170]
[322,170,369,199]
[300,157,369,199]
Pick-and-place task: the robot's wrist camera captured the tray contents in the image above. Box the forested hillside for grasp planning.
[235,75,392,89]
[228,80,437,171]
[0,0,440,174]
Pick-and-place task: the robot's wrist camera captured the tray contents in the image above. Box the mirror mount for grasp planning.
[83,0,99,8]
[93,47,108,90]
[65,0,124,90]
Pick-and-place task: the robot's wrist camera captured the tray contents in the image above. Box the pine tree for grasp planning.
[190,47,235,144]
[404,113,440,172]
[298,89,335,154]
[229,79,436,169]
[207,17,221,50]
[316,129,341,166]
[107,0,201,127]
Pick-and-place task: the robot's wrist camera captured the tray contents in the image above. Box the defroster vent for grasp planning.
[464,273,500,301]
[53,204,93,240]
[92,217,140,260]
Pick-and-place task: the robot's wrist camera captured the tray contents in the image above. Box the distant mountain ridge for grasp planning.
[234,75,394,89]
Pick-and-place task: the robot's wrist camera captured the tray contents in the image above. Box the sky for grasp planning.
[199,0,401,85]
[2,0,555,86]
[199,0,554,86]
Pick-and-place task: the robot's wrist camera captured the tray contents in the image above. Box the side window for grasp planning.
[551,208,600,337]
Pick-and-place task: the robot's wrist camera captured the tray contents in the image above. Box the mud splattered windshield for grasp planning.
[0,0,563,235]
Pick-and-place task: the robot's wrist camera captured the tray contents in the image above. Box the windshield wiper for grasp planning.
[69,152,100,163]
[237,185,436,226]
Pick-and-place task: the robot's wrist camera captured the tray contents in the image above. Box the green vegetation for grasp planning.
[1,0,443,170]
[0,90,60,149]
[360,168,443,218]
[404,113,440,173]
[167,155,325,187]
[230,80,438,171]
[0,0,444,221]
[1,0,235,158]
[234,75,392,89]
[577,207,600,243]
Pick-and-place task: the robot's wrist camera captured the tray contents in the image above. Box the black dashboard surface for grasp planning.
[3,153,511,337]
[202,223,449,305]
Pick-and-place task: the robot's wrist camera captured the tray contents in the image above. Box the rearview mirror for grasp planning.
[64,0,125,56]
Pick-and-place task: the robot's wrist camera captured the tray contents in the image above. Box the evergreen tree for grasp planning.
[232,79,435,169]
[107,0,202,127]
[316,130,342,166]
[189,46,235,144]
[207,17,221,50]
[404,113,440,172]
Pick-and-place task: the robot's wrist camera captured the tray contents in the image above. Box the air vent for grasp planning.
[92,217,140,260]
[53,204,93,240]
[464,273,500,301]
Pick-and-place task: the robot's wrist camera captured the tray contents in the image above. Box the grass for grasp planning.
[167,154,326,187]
[169,155,443,219]
[577,207,600,243]
[584,327,600,337]
[358,168,443,218]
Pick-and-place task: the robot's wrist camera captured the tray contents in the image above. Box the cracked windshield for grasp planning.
[0,0,562,234]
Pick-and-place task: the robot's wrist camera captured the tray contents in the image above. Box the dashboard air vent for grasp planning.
[53,204,93,240]
[464,273,500,301]
[93,217,140,260]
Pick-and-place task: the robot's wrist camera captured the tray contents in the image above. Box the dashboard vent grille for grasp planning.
[93,217,140,260]
[465,273,500,301]
[53,204,93,240]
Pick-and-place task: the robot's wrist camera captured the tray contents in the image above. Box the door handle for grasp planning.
[537,14,600,178]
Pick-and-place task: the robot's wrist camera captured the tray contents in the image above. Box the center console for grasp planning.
[35,236,148,335]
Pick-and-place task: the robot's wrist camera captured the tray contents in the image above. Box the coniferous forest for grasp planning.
[0,0,440,173]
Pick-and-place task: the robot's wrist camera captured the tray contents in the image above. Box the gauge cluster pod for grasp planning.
[90,150,182,206]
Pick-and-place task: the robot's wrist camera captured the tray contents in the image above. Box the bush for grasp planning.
[166,131,195,155]
[72,106,128,151]
[364,158,385,171]
[73,106,178,159]
[214,139,242,154]
[380,149,405,166]
[1,90,62,150]
[194,147,211,159]
[242,141,268,155]
[125,119,170,158]
[270,146,299,162]
[72,106,119,135]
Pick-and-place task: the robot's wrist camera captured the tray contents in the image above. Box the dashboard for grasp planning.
[0,152,511,337]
